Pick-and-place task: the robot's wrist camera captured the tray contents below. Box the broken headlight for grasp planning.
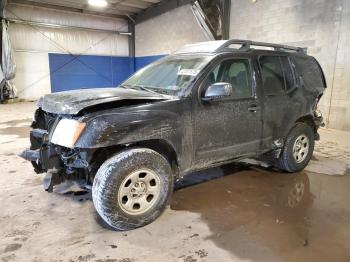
[51,119,86,148]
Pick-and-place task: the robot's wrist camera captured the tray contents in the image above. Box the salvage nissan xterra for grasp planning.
[21,40,326,230]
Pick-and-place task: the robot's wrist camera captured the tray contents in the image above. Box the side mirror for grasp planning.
[202,82,232,101]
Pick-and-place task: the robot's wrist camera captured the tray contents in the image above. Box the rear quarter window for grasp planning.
[292,56,326,91]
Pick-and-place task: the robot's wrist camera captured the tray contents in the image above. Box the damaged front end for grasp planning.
[20,108,94,192]
[20,87,174,192]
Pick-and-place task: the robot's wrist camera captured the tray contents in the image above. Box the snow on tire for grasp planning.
[92,148,173,231]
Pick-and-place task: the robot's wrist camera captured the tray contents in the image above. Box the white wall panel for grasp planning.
[9,23,129,56]
[135,4,206,57]
[13,51,51,100]
[5,4,129,99]
[6,4,129,56]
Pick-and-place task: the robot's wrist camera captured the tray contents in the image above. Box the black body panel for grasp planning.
[39,88,170,115]
[22,41,326,181]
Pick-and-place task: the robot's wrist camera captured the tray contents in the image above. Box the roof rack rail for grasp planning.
[217,39,307,54]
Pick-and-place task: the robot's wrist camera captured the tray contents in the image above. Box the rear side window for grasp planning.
[293,56,326,90]
[259,56,285,95]
[280,57,295,91]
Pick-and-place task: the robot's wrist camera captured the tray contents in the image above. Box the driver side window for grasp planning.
[204,59,253,99]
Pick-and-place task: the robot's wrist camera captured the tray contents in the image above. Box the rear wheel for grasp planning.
[92,148,173,231]
[277,123,315,172]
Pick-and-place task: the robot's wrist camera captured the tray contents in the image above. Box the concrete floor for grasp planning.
[1,102,350,262]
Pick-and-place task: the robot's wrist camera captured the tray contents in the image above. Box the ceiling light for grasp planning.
[88,0,108,7]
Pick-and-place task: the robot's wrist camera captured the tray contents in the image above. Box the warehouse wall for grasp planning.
[7,1,350,131]
[6,4,130,100]
[229,0,350,130]
[8,4,206,101]
[135,4,207,57]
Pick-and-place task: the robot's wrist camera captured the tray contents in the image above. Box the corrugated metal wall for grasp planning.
[6,4,130,100]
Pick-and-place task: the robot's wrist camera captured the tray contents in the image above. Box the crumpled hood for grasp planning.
[39,87,170,115]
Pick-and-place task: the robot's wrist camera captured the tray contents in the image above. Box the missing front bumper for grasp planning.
[19,149,39,162]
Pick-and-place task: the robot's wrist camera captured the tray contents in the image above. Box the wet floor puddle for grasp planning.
[171,164,350,261]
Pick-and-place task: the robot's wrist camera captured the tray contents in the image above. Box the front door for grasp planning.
[193,57,262,167]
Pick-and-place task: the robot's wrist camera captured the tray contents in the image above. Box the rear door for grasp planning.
[258,54,299,149]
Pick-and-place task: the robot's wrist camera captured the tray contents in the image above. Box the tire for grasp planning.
[92,148,174,231]
[277,123,315,172]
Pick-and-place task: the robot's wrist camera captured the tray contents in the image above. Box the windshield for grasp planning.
[121,55,213,96]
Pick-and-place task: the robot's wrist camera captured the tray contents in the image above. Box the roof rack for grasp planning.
[217,39,307,54]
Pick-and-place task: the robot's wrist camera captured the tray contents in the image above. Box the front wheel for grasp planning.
[92,148,174,231]
[277,123,315,172]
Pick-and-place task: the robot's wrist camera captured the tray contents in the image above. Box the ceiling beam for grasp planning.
[140,0,162,3]
[134,0,192,24]
[108,3,141,13]
[6,17,131,34]
[8,0,128,20]
[117,0,152,10]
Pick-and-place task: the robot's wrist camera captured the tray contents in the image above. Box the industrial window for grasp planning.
[205,59,252,99]
[259,56,285,95]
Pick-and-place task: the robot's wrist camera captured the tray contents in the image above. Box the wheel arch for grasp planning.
[90,139,180,178]
[135,139,179,177]
[294,114,316,133]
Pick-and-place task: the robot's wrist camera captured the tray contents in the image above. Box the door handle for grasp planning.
[248,105,261,112]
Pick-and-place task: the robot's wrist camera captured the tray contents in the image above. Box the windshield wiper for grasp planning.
[131,85,164,95]
[119,84,173,97]
[119,84,154,93]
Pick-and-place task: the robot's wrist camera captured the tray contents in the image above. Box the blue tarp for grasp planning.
[135,55,165,71]
[49,53,166,93]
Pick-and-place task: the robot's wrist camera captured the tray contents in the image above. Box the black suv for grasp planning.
[21,40,326,230]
